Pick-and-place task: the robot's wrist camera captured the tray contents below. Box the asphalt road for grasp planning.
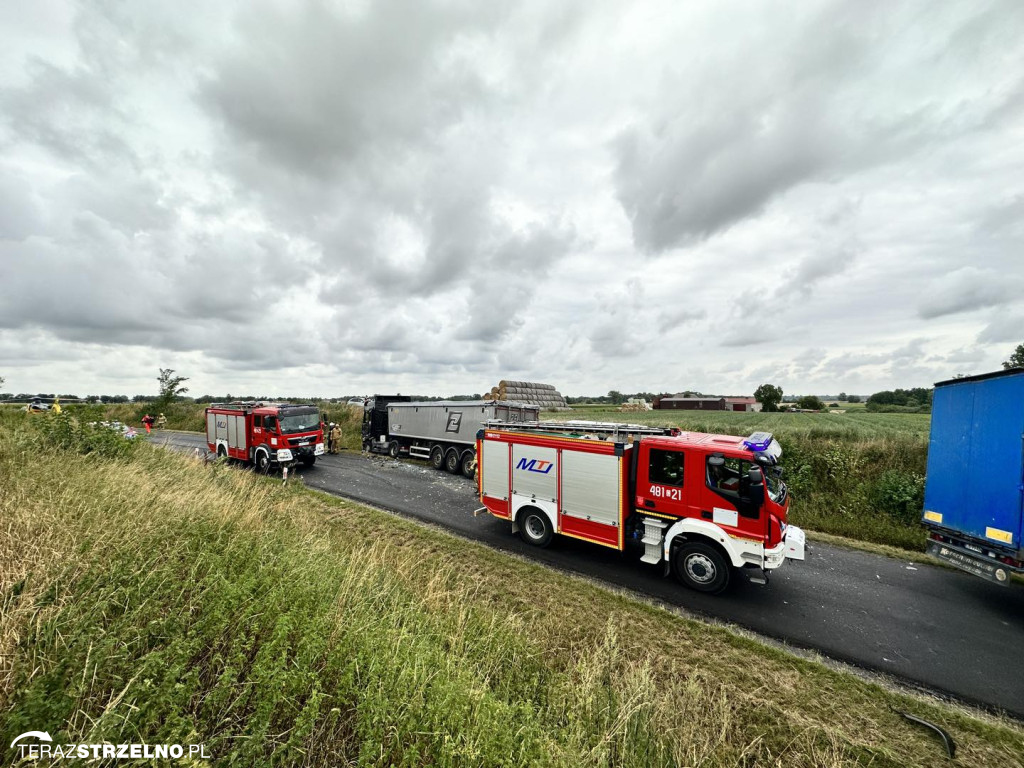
[153,432,1024,718]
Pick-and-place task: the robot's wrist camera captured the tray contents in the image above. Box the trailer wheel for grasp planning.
[254,449,271,474]
[388,441,400,458]
[518,507,553,548]
[430,445,445,470]
[460,451,476,479]
[444,448,460,473]
[672,542,730,594]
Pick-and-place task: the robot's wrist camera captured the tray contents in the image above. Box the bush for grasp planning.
[868,470,925,526]
[31,410,140,460]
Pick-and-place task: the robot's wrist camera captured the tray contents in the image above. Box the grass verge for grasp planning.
[1,424,1021,766]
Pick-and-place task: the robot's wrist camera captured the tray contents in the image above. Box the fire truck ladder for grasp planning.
[483,419,678,441]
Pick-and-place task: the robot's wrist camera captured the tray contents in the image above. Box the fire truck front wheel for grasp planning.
[672,542,731,594]
[254,449,271,474]
[517,507,553,548]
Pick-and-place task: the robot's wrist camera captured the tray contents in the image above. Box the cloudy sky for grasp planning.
[1,0,1022,398]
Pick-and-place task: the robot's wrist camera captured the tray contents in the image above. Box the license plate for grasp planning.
[926,541,1009,585]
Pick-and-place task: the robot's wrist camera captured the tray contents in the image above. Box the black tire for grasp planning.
[388,441,400,458]
[444,448,460,474]
[300,455,316,468]
[460,451,476,479]
[430,445,445,470]
[517,507,554,548]
[672,542,731,594]
[217,445,229,463]
[254,449,271,474]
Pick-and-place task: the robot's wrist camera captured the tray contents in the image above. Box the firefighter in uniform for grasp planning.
[330,422,342,453]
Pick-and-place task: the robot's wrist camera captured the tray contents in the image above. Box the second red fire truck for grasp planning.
[206,402,325,472]
[477,421,804,593]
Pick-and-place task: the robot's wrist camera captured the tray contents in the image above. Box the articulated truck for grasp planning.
[363,397,538,477]
[477,420,805,594]
[923,368,1024,584]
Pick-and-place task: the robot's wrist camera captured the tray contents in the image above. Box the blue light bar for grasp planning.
[743,431,774,452]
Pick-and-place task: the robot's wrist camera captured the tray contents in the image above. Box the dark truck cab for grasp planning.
[923,369,1024,584]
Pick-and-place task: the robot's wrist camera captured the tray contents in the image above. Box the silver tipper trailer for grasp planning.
[370,400,539,478]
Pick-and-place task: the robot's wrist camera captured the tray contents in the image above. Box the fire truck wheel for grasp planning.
[460,451,475,479]
[444,448,460,473]
[388,441,400,458]
[673,542,730,594]
[518,507,553,548]
[254,449,271,474]
[300,456,316,468]
[430,445,445,470]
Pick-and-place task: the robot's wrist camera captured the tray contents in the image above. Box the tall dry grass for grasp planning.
[0,417,1021,766]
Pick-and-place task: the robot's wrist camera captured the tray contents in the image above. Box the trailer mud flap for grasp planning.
[926,541,1010,585]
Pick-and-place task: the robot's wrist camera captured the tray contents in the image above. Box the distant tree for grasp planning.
[754,383,783,412]
[797,395,824,411]
[157,368,189,408]
[608,390,625,405]
[1002,343,1024,370]
[868,387,932,408]
[847,394,861,403]
[838,392,847,400]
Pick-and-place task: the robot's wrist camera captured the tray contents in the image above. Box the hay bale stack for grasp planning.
[491,380,570,410]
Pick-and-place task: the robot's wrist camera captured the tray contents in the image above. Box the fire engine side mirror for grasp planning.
[748,466,764,486]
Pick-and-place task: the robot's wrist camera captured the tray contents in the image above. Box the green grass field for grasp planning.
[1,414,1021,767]
[556,406,931,438]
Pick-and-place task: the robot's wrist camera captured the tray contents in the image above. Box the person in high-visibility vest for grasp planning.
[51,397,61,415]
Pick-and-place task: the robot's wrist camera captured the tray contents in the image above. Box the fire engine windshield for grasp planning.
[278,409,320,434]
[765,468,785,503]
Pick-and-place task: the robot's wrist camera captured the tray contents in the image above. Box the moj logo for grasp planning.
[516,458,554,474]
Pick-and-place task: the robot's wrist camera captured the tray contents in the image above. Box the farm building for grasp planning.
[653,395,762,412]
[724,397,761,412]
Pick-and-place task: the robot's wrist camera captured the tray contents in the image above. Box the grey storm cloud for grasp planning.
[610,2,1024,253]
[198,1,503,181]
[918,267,1023,319]
[1,0,1023,397]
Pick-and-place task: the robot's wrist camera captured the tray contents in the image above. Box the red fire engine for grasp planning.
[477,421,804,593]
[205,402,325,472]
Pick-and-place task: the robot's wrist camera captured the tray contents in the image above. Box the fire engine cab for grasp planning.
[206,402,325,472]
[477,421,804,594]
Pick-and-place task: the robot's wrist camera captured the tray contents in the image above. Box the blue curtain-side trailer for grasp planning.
[923,368,1024,584]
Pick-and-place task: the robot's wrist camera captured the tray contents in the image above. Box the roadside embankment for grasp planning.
[0,416,1021,766]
